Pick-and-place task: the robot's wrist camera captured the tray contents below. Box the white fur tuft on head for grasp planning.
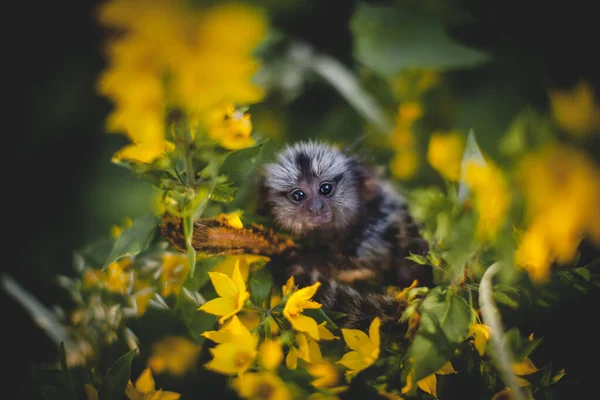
[263,140,364,235]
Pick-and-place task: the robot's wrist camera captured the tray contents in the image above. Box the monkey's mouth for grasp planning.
[305,213,333,228]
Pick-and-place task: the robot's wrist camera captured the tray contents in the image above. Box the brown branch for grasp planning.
[159,213,298,258]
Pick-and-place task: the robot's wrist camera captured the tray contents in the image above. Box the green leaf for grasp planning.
[407,286,472,381]
[350,3,490,76]
[493,284,520,309]
[249,266,273,307]
[406,252,428,265]
[99,349,136,400]
[59,342,76,396]
[503,327,543,361]
[102,213,159,270]
[211,181,238,203]
[178,301,216,344]
[76,237,114,268]
[219,142,265,188]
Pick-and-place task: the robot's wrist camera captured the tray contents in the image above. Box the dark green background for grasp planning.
[11,0,600,398]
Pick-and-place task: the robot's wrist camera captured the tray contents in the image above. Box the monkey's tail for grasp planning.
[314,279,406,333]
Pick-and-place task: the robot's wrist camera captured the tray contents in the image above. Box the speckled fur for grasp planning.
[261,140,432,329]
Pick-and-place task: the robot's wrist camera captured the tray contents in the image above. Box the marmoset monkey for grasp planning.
[160,140,431,330]
[260,140,432,330]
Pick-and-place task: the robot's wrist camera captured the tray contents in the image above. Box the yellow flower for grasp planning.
[514,222,553,282]
[394,279,419,303]
[83,269,107,289]
[173,4,267,111]
[204,320,259,376]
[125,368,181,400]
[160,253,189,298]
[234,372,292,400]
[199,263,250,323]
[258,339,283,370]
[106,258,133,294]
[217,210,244,229]
[205,104,256,150]
[396,102,423,127]
[337,317,381,373]
[390,150,418,180]
[401,362,456,398]
[213,255,270,283]
[132,279,154,317]
[468,323,493,356]
[308,361,340,389]
[286,333,323,370]
[96,0,268,163]
[427,131,465,181]
[516,145,600,279]
[549,80,600,137]
[317,322,340,340]
[391,127,415,149]
[392,69,440,98]
[147,336,200,376]
[283,282,323,340]
[238,310,261,332]
[513,357,538,387]
[282,276,295,296]
[203,315,254,344]
[465,161,511,241]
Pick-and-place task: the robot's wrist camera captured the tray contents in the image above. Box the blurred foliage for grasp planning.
[12,0,600,399]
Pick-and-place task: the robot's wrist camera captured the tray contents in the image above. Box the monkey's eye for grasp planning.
[290,190,306,202]
[319,183,333,196]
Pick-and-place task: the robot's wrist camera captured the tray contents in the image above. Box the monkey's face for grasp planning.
[287,179,335,228]
[263,141,363,235]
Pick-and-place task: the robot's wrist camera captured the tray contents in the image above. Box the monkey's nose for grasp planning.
[308,197,324,213]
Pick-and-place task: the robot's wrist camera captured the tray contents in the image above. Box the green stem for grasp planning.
[184,151,196,187]
[183,214,196,277]
[288,41,394,135]
[479,262,526,400]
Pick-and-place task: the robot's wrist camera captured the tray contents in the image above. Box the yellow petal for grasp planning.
[207,271,238,299]
[199,297,236,317]
[157,392,181,400]
[491,388,516,400]
[289,314,321,340]
[295,333,322,363]
[205,342,257,376]
[282,276,295,296]
[469,324,492,356]
[203,316,253,344]
[337,351,371,372]
[436,361,457,375]
[125,381,143,400]
[286,349,298,370]
[417,374,437,398]
[307,337,323,363]
[291,282,321,303]
[135,368,155,393]
[317,322,339,340]
[231,262,246,293]
[259,340,283,370]
[516,376,531,387]
[401,370,415,395]
[341,328,371,352]
[513,357,538,376]
[368,317,381,350]
[308,361,340,389]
